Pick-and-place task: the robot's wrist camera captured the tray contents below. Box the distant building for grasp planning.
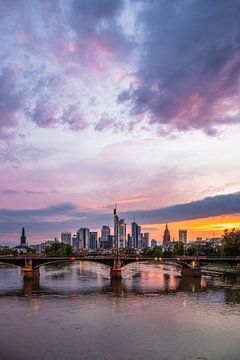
[100,226,111,249]
[114,207,119,249]
[132,222,141,248]
[119,219,126,249]
[89,232,98,250]
[113,207,126,249]
[163,222,171,244]
[179,229,187,243]
[61,232,72,246]
[108,235,114,249]
[151,239,157,248]
[127,234,133,248]
[141,233,149,248]
[20,227,27,247]
[77,228,90,249]
[72,234,78,251]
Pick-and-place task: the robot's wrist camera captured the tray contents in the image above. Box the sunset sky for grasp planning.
[0,0,240,245]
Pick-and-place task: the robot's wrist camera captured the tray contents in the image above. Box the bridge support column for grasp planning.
[23,267,40,280]
[23,258,40,280]
[181,266,202,277]
[110,258,122,279]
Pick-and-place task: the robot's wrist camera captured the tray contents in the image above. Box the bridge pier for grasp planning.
[181,266,202,277]
[23,267,40,280]
[110,258,122,279]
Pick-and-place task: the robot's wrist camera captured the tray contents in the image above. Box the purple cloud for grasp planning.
[118,0,240,134]
[0,192,240,241]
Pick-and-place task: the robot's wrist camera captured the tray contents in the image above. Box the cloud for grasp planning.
[0,0,240,139]
[69,0,131,59]
[125,192,240,224]
[0,189,20,195]
[0,67,24,137]
[118,0,240,135]
[1,192,240,239]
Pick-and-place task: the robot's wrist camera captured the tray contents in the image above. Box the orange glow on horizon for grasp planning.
[141,214,240,242]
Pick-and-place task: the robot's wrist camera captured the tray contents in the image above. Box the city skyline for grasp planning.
[2,207,234,247]
[0,1,240,244]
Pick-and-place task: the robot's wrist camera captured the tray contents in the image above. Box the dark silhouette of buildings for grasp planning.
[20,227,27,247]
[163,222,170,244]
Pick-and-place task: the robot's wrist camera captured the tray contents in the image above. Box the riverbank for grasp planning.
[201,263,240,275]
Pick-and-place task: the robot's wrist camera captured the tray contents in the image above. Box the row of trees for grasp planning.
[221,229,240,256]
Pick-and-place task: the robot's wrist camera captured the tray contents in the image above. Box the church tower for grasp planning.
[163,222,170,244]
[20,227,27,247]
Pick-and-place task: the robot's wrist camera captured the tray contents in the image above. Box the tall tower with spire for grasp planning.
[163,222,170,244]
[114,205,119,251]
[20,227,27,247]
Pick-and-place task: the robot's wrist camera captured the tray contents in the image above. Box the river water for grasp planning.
[0,262,239,360]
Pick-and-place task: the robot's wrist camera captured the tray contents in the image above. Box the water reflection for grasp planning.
[0,262,240,305]
[0,263,240,360]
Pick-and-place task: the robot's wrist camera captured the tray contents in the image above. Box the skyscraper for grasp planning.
[20,227,27,247]
[119,219,126,249]
[141,232,149,248]
[89,232,98,250]
[179,229,187,243]
[72,234,78,251]
[77,228,90,249]
[114,206,119,250]
[163,222,171,244]
[131,222,141,248]
[100,225,111,249]
[61,232,72,246]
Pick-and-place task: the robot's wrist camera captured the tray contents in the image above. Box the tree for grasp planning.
[44,243,73,256]
[0,247,14,256]
[173,242,184,255]
[221,228,240,256]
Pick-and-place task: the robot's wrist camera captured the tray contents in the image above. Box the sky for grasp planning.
[0,0,240,245]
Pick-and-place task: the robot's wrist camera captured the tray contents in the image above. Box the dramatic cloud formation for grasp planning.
[1,0,239,137]
[118,0,240,135]
[0,1,240,242]
[1,192,240,239]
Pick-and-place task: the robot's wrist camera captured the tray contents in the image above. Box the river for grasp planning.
[0,262,239,360]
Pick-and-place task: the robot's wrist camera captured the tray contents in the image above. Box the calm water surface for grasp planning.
[0,262,240,360]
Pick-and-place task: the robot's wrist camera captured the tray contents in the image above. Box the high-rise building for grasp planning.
[72,234,78,251]
[141,232,149,248]
[114,206,119,249]
[100,226,111,249]
[119,219,126,249]
[61,232,72,246]
[131,222,141,248]
[108,235,114,249]
[77,228,90,249]
[151,239,157,248]
[179,229,187,243]
[89,232,98,250]
[127,234,133,248]
[163,222,171,244]
[20,227,27,247]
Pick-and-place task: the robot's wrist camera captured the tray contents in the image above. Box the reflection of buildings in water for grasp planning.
[76,262,109,279]
[223,275,240,304]
[224,287,240,304]
[178,277,202,293]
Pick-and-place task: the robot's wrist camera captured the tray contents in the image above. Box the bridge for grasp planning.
[0,255,239,281]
